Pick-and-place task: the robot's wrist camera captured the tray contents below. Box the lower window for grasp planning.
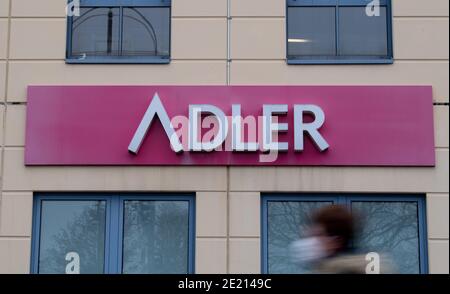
[262,194,428,274]
[31,194,195,274]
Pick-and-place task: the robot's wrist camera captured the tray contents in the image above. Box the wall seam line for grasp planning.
[225,0,231,275]
[0,0,13,236]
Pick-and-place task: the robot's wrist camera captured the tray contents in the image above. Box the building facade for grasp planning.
[0,0,448,274]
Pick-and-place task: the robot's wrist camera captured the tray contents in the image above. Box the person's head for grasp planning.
[309,205,355,256]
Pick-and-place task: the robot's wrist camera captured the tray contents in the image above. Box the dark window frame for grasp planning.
[66,0,172,64]
[31,193,195,274]
[261,194,429,274]
[286,0,393,64]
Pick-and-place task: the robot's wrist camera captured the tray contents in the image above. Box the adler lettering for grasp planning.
[128,93,329,155]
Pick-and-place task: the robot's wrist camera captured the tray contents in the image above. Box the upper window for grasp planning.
[31,194,195,274]
[262,194,428,274]
[287,0,393,64]
[66,0,171,64]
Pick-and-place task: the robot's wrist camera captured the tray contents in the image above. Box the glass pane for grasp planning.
[122,7,170,57]
[71,7,120,57]
[38,200,106,274]
[288,7,336,57]
[352,201,420,274]
[339,7,388,56]
[267,201,334,273]
[123,201,190,274]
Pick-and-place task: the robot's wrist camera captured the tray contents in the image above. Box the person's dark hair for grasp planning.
[312,205,355,252]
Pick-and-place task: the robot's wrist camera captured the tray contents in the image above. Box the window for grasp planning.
[31,194,195,274]
[286,0,393,64]
[262,194,428,274]
[66,0,171,63]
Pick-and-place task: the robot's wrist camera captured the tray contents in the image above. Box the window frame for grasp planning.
[65,0,172,64]
[286,0,393,64]
[31,193,195,274]
[261,194,428,274]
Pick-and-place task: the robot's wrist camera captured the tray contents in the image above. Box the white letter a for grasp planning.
[128,93,183,154]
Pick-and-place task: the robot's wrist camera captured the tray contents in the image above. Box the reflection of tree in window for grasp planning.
[352,202,420,274]
[268,201,333,274]
[39,202,106,274]
[123,201,189,274]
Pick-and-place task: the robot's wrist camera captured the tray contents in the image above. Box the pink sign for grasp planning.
[25,86,435,166]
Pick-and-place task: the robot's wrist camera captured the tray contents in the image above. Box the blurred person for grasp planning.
[290,205,394,274]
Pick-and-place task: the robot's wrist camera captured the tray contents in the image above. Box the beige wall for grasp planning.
[0,0,448,274]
